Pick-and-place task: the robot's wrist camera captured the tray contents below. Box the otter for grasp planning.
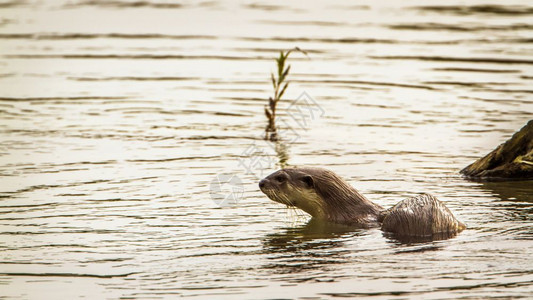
[259,167,466,238]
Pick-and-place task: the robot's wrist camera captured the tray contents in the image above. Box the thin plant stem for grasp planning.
[264,47,308,141]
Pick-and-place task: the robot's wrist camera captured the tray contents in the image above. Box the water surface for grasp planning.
[0,0,532,299]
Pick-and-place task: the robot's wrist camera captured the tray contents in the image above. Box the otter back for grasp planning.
[380,194,466,237]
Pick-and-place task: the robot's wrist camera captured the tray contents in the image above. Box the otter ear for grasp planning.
[301,175,314,188]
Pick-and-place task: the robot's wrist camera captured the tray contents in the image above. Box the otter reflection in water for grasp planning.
[259,167,466,240]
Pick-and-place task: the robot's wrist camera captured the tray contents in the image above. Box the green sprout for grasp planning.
[265,47,307,141]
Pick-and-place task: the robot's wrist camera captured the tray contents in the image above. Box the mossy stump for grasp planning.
[461,120,533,180]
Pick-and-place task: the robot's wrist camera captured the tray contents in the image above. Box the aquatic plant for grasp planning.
[264,47,307,141]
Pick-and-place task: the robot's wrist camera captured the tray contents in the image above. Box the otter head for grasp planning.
[258,168,327,219]
[259,167,383,224]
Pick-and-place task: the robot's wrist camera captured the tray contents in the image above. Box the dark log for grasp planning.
[461,120,533,179]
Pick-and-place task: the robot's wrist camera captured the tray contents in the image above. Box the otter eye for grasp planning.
[275,175,286,183]
[301,175,314,188]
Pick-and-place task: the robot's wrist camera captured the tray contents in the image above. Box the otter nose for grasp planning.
[259,179,267,189]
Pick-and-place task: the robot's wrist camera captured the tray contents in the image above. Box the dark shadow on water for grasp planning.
[263,218,366,248]
[411,5,533,16]
[382,231,459,246]
[476,180,533,238]
[260,219,366,275]
[477,180,533,202]
[460,179,533,239]
[260,218,463,275]
[264,217,463,250]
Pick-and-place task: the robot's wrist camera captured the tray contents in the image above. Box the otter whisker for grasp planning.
[292,207,308,221]
[267,188,308,221]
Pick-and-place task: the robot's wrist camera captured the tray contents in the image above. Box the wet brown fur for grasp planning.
[259,167,466,237]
